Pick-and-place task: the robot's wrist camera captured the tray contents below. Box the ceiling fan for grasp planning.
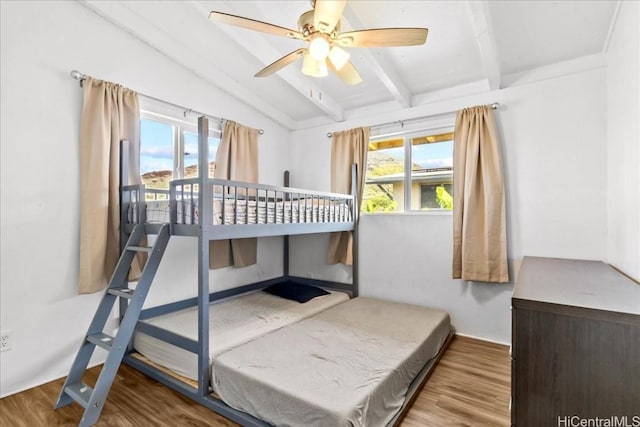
[208,0,428,85]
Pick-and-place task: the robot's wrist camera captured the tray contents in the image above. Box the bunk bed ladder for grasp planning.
[54,223,171,427]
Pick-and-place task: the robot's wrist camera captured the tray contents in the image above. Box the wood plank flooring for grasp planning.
[0,336,510,426]
[399,336,511,426]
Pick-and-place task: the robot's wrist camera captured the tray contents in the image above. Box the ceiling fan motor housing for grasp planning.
[298,10,340,38]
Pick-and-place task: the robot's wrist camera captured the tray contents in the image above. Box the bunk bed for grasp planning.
[112,116,454,427]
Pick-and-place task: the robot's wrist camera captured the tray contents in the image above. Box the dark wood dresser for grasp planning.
[511,257,640,426]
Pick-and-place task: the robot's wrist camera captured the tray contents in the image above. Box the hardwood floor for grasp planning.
[0,336,510,426]
[399,336,511,427]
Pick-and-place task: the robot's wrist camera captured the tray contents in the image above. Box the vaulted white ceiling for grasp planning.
[80,0,618,129]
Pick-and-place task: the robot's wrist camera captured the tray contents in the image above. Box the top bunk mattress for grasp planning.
[143,198,352,225]
[133,288,349,380]
[212,297,451,427]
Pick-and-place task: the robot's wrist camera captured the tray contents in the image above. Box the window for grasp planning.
[140,118,174,191]
[183,130,219,179]
[362,129,454,213]
[362,138,404,213]
[139,112,221,194]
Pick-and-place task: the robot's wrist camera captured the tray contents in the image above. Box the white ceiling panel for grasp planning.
[83,0,618,127]
[345,1,486,93]
[489,0,616,76]
[395,3,486,93]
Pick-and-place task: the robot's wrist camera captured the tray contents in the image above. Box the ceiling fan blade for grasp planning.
[209,11,305,40]
[327,59,362,85]
[313,0,346,33]
[255,48,306,77]
[336,28,428,48]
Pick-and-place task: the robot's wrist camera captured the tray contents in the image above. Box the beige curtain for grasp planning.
[79,78,143,294]
[210,120,259,269]
[328,127,369,265]
[452,105,509,283]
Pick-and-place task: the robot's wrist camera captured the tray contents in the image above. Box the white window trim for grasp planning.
[141,110,222,180]
[364,123,455,215]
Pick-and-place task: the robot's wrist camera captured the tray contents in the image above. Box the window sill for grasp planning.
[360,210,453,217]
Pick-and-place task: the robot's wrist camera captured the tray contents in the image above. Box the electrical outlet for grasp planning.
[0,331,13,352]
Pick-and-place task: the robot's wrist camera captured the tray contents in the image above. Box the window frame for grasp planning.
[140,110,222,183]
[364,123,455,215]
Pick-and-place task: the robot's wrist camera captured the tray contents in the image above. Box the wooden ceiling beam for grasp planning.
[466,0,502,90]
[341,5,412,108]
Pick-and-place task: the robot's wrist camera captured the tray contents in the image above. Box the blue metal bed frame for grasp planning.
[119,116,359,426]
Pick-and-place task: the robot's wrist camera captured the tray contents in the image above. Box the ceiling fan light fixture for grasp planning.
[308,35,330,60]
[302,52,328,77]
[208,6,429,85]
[328,46,350,70]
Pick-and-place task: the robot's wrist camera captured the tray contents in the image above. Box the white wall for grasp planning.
[0,0,289,397]
[290,67,608,344]
[0,0,627,400]
[606,1,640,281]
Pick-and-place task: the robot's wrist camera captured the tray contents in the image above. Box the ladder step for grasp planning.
[64,382,93,408]
[86,332,114,351]
[54,224,171,425]
[127,245,152,252]
[107,288,135,299]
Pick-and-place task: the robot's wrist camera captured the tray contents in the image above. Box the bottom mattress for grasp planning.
[133,289,349,380]
[212,297,451,427]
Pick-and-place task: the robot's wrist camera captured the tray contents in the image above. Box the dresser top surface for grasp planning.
[513,257,640,315]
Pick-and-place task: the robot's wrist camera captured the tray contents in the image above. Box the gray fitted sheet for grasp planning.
[133,290,349,380]
[213,297,451,427]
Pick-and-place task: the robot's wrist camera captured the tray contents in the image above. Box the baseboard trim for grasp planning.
[454,332,510,346]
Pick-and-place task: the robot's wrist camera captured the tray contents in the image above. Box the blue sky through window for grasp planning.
[140,118,220,177]
[377,140,453,170]
[412,140,453,169]
[140,119,172,175]
[183,132,219,171]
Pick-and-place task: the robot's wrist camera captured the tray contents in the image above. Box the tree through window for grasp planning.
[362,130,454,213]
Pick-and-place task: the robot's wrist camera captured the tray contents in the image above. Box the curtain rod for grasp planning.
[70,70,264,135]
[326,102,500,138]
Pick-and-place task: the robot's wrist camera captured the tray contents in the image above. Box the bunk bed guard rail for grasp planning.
[122,179,355,230]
